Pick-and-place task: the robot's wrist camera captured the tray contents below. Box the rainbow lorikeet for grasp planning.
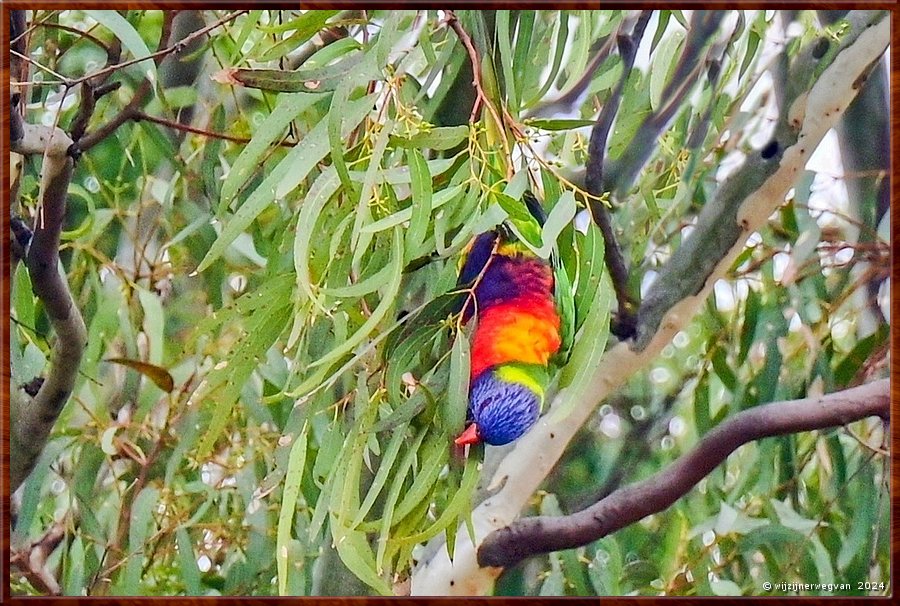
[453,191,574,447]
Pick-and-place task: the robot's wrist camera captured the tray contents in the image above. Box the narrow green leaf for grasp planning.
[372,429,427,572]
[175,528,202,596]
[361,185,463,235]
[405,148,432,262]
[196,94,374,273]
[651,10,673,54]
[195,285,293,458]
[321,261,393,298]
[525,118,597,130]
[307,227,403,370]
[230,10,262,62]
[837,470,876,570]
[63,537,86,596]
[374,11,405,67]
[328,57,380,196]
[390,125,469,150]
[395,453,480,546]
[294,167,341,311]
[119,486,160,595]
[738,286,761,365]
[551,272,612,422]
[694,371,712,434]
[649,29,685,111]
[512,11,536,90]
[711,347,737,391]
[221,52,365,92]
[351,423,409,529]
[258,9,340,34]
[526,11,569,106]
[536,190,577,258]
[494,192,541,248]
[85,11,156,82]
[220,92,326,209]
[833,324,888,386]
[391,434,446,524]
[444,332,470,434]
[588,537,623,595]
[13,263,35,333]
[277,423,309,596]
[350,117,396,269]
[330,517,393,595]
[496,11,519,111]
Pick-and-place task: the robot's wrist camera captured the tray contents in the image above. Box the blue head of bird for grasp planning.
[454,365,544,446]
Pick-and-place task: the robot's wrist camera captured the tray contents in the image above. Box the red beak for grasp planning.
[454,423,480,446]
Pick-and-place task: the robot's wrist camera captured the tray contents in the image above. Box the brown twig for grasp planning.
[30,21,111,54]
[584,12,652,339]
[131,110,296,148]
[444,11,512,178]
[71,10,246,88]
[10,48,69,83]
[73,10,202,153]
[11,521,68,595]
[74,80,150,153]
[478,378,890,568]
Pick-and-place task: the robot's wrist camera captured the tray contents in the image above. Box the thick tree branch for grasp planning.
[585,11,651,339]
[478,379,889,567]
[10,122,87,493]
[634,10,887,349]
[409,10,889,596]
[584,12,722,340]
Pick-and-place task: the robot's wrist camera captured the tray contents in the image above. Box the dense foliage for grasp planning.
[10,9,889,596]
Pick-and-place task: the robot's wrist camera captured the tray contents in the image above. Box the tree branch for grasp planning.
[584,12,723,340]
[634,9,887,349]
[10,520,67,595]
[584,12,651,340]
[445,11,511,177]
[70,10,245,88]
[131,109,295,147]
[10,121,87,493]
[74,10,184,153]
[409,10,889,596]
[478,379,889,567]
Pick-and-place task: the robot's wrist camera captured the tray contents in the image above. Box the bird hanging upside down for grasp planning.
[454,191,573,447]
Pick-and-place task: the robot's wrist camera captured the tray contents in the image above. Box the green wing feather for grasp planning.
[552,254,576,363]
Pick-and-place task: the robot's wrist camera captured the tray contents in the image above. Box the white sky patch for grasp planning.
[805,129,851,231]
[772,251,790,283]
[197,554,212,573]
[714,279,736,312]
